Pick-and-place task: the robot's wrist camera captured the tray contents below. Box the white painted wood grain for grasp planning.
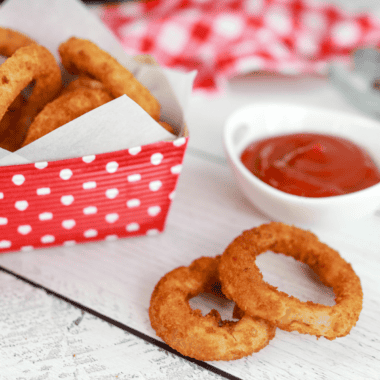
[0,153,379,380]
[0,270,223,380]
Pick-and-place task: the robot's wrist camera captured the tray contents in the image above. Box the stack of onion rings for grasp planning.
[0,30,174,151]
[149,222,363,361]
[149,255,276,361]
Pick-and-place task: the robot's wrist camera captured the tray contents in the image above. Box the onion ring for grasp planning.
[61,75,107,95]
[149,255,276,361]
[0,93,27,151]
[59,37,160,121]
[0,27,35,57]
[22,87,113,146]
[0,43,62,144]
[219,222,363,340]
[158,121,175,135]
[0,27,36,150]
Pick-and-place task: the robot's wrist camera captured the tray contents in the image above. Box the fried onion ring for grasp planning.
[158,121,175,135]
[22,87,113,147]
[0,27,36,150]
[62,75,107,95]
[219,222,363,340]
[0,93,27,151]
[0,27,35,57]
[0,43,62,144]
[149,256,275,361]
[59,37,160,121]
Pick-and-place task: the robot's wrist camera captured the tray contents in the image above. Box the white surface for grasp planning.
[1,2,380,378]
[0,151,379,379]
[223,102,380,227]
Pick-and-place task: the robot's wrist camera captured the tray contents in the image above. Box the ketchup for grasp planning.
[240,133,380,198]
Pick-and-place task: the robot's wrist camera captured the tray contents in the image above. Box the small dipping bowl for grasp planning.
[223,103,380,227]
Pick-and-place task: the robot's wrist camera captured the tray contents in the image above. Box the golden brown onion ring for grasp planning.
[0,93,27,151]
[62,75,107,95]
[22,87,113,147]
[149,255,276,361]
[0,27,36,57]
[219,222,363,340]
[0,27,36,150]
[0,43,62,145]
[59,37,160,121]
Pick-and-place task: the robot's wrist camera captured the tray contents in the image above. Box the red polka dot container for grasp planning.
[0,136,188,253]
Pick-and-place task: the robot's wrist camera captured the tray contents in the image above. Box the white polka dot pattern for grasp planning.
[126,223,140,232]
[0,240,11,249]
[127,198,141,208]
[84,229,98,238]
[63,240,76,247]
[171,164,182,174]
[149,180,162,192]
[15,200,28,211]
[106,161,118,173]
[12,175,25,186]
[41,235,55,244]
[146,229,159,236]
[128,146,141,155]
[62,220,76,230]
[106,188,119,199]
[83,181,97,190]
[148,206,161,217]
[21,246,34,252]
[105,213,119,223]
[18,225,32,235]
[151,153,163,165]
[128,174,141,182]
[0,138,188,252]
[35,161,48,169]
[39,212,53,221]
[61,195,74,206]
[60,169,73,180]
[37,187,51,195]
[83,206,97,215]
[82,155,96,163]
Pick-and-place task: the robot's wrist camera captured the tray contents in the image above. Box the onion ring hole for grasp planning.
[256,251,336,306]
[189,289,240,324]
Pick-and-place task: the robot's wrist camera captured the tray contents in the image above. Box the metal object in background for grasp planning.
[329,48,380,120]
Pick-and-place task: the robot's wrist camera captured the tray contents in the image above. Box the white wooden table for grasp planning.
[0,70,379,379]
[1,1,380,377]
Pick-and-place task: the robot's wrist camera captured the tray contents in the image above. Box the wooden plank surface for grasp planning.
[0,152,379,379]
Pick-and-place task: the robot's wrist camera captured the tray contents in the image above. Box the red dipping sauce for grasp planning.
[240,133,380,198]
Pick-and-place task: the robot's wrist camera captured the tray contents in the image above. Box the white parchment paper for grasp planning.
[0,0,196,165]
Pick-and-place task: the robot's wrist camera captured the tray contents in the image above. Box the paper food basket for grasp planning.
[0,0,195,254]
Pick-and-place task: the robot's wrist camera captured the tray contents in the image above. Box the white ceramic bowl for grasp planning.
[223,103,380,227]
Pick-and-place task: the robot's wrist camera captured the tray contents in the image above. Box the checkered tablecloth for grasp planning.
[100,0,380,92]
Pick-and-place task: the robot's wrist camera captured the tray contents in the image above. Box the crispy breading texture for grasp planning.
[0,27,35,57]
[0,27,37,149]
[149,255,276,361]
[0,43,62,145]
[59,37,160,121]
[219,222,363,340]
[61,75,107,95]
[22,87,113,146]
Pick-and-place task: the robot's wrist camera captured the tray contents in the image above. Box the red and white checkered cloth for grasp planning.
[101,0,380,92]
